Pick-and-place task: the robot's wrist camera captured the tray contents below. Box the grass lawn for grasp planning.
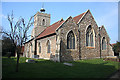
[2,57,120,78]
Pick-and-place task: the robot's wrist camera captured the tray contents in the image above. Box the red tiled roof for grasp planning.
[73,12,85,24]
[36,19,64,39]
[111,43,116,47]
[36,12,85,39]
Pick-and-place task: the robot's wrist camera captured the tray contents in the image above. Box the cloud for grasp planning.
[0,14,7,19]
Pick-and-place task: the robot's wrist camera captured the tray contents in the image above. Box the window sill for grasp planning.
[102,49,107,51]
[86,47,95,49]
[66,49,77,51]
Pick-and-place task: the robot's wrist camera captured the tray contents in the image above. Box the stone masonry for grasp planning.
[24,9,114,62]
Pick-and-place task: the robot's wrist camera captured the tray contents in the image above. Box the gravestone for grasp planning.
[63,62,73,66]
[26,59,37,63]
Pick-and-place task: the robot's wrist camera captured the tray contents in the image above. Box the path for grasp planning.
[108,69,120,79]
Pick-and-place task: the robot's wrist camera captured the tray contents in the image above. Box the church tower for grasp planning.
[31,5,51,38]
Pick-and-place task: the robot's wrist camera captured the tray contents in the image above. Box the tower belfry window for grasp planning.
[42,19,45,26]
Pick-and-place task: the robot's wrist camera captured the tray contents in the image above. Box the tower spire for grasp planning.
[40,3,45,13]
[42,3,44,8]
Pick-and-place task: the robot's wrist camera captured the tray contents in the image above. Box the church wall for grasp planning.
[36,35,56,60]
[23,43,28,57]
[100,27,114,57]
[24,40,35,58]
[78,10,101,59]
[109,45,114,56]
[58,17,80,62]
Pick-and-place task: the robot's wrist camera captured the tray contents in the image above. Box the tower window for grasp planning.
[42,19,45,26]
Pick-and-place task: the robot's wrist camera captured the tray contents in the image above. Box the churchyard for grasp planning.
[2,57,120,78]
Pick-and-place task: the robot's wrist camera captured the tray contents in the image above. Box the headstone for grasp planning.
[63,62,73,66]
[26,59,37,63]
[32,55,39,59]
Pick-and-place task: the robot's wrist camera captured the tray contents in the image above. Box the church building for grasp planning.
[23,7,114,62]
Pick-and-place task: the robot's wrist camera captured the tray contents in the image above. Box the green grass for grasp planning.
[2,57,120,78]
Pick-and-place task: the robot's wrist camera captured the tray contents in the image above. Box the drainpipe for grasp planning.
[78,29,81,60]
[99,27,101,58]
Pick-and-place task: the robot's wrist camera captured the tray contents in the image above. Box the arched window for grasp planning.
[47,40,50,53]
[67,31,75,49]
[31,43,33,53]
[42,19,45,26]
[86,25,94,47]
[102,37,106,50]
[38,42,41,53]
[90,32,94,47]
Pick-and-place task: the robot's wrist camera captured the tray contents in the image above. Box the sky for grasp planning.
[0,2,118,44]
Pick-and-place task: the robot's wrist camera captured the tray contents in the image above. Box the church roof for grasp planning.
[73,12,85,24]
[36,12,85,39]
[36,19,64,39]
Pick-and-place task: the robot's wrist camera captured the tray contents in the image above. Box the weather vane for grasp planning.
[40,2,45,13]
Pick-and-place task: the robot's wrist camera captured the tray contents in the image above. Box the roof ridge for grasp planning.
[48,19,64,28]
[73,12,85,18]
[49,20,60,27]
[36,19,64,40]
[72,11,86,24]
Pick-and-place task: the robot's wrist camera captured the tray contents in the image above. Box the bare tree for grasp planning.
[0,11,33,72]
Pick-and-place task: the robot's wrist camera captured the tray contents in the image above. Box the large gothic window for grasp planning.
[47,40,50,53]
[67,31,75,49]
[38,42,41,53]
[102,37,106,50]
[90,32,94,47]
[86,25,94,47]
[42,19,45,26]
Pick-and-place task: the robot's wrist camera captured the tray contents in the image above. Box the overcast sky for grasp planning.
[0,2,118,43]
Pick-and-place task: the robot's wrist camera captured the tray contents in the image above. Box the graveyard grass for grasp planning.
[2,57,120,78]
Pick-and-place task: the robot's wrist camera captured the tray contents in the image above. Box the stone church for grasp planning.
[24,7,114,62]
